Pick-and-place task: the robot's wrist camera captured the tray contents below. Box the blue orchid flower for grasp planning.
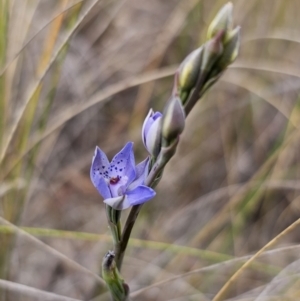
[90,142,156,210]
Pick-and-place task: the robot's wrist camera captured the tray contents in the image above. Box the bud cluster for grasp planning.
[142,2,240,178]
[176,2,240,114]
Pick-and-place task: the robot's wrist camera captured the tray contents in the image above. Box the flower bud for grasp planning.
[102,251,129,301]
[177,46,203,93]
[162,96,185,143]
[142,109,162,157]
[201,30,224,72]
[217,26,240,70]
[207,2,233,40]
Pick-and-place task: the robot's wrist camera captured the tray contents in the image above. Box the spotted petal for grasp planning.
[90,147,111,199]
[109,142,136,185]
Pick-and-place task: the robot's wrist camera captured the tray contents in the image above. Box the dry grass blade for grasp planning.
[187,128,300,247]
[0,217,105,286]
[212,219,300,301]
[0,0,99,163]
[154,127,300,282]
[1,65,176,180]
[0,279,83,301]
[232,60,300,79]
[221,75,298,128]
[254,259,300,300]
[131,0,200,127]
[131,244,300,298]
[0,1,85,76]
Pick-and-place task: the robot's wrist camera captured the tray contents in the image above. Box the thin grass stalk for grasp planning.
[212,218,300,301]
[0,0,8,162]
[0,2,77,298]
[2,0,70,223]
[1,66,176,182]
[217,100,300,246]
[25,2,82,183]
[142,126,300,289]
[129,0,201,130]
[0,279,83,301]
[15,0,69,176]
[0,2,9,299]
[0,0,99,165]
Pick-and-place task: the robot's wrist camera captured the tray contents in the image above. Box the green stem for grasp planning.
[184,70,208,116]
[106,205,122,246]
[114,139,178,270]
[114,205,142,271]
[112,63,219,275]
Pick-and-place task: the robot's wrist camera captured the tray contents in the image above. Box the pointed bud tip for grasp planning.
[178,47,203,92]
[225,2,233,11]
[216,26,241,70]
[200,33,224,72]
[210,30,225,53]
[162,97,185,143]
[207,2,234,40]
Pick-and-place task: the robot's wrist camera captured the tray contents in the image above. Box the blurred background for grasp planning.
[1,0,300,300]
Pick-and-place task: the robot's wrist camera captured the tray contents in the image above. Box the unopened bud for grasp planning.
[102,251,129,301]
[207,2,233,40]
[217,26,240,70]
[201,31,224,72]
[162,96,185,143]
[142,109,162,157]
[178,47,203,93]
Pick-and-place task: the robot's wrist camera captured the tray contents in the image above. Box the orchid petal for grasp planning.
[90,147,111,199]
[126,185,156,206]
[92,176,111,199]
[90,146,110,178]
[104,196,125,210]
[145,116,161,155]
[104,195,132,210]
[142,110,162,155]
[109,142,136,184]
[108,176,128,198]
[142,109,154,146]
[153,112,163,120]
[135,157,149,179]
[90,143,156,210]
[128,157,150,190]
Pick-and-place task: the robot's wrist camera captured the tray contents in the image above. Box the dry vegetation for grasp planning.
[1,0,300,300]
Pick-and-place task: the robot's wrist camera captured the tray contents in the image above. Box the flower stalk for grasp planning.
[106,205,122,245]
[89,3,240,300]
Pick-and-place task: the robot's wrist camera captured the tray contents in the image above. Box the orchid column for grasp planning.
[89,3,240,301]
